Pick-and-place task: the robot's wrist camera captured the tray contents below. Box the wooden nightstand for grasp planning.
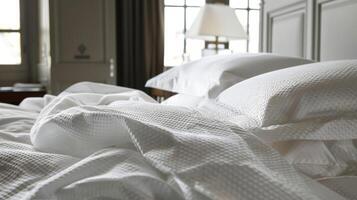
[0,89,46,105]
[150,88,176,102]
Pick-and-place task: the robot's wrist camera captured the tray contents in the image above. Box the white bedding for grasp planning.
[0,82,353,200]
[217,60,357,180]
[146,53,313,98]
[162,94,204,108]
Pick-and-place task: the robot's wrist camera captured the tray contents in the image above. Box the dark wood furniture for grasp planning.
[0,90,46,105]
[150,88,176,102]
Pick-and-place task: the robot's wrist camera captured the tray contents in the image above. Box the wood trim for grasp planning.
[150,88,175,102]
[0,91,46,105]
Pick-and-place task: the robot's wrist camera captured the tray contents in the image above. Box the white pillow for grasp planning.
[218,60,357,142]
[218,60,357,178]
[146,53,313,98]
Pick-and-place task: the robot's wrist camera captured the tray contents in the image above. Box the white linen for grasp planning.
[30,99,330,200]
[274,140,357,178]
[217,60,357,178]
[217,60,357,141]
[162,94,204,107]
[0,103,39,144]
[0,82,350,200]
[19,82,156,113]
[61,81,136,95]
[318,176,357,200]
[146,53,313,98]
[0,102,80,200]
[19,95,56,112]
[199,100,357,179]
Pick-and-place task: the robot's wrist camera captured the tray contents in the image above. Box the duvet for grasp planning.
[0,83,347,200]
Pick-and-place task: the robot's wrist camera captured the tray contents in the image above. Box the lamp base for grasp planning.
[205,40,229,50]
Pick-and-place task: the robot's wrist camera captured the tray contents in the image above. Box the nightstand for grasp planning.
[0,89,46,105]
[150,88,175,103]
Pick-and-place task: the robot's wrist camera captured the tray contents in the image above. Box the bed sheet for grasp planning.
[0,82,354,200]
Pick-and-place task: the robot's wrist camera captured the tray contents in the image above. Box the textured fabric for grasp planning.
[162,94,205,108]
[0,82,349,199]
[0,103,39,145]
[318,176,357,200]
[273,140,357,178]
[62,82,136,95]
[218,60,357,141]
[28,90,334,199]
[0,142,79,200]
[19,95,56,112]
[217,60,357,178]
[0,103,80,200]
[200,101,357,179]
[146,53,313,98]
[30,99,323,200]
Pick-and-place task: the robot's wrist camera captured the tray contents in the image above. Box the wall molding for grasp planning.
[266,1,307,57]
[313,0,357,61]
[262,0,357,61]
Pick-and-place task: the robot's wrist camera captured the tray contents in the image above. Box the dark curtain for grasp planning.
[116,0,164,92]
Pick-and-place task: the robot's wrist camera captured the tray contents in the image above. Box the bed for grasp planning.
[2,0,357,198]
[2,55,357,199]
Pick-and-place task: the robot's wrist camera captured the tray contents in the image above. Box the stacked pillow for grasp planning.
[146,53,313,98]
[217,60,357,178]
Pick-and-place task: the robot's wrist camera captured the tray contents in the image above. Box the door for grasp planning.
[49,0,116,94]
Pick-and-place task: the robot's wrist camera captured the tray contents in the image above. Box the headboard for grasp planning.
[261,0,357,61]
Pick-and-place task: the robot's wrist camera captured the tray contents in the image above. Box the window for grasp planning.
[0,0,23,65]
[164,0,261,67]
[229,0,260,53]
[164,0,205,66]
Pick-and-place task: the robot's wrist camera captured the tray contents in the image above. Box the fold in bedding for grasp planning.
[31,101,322,200]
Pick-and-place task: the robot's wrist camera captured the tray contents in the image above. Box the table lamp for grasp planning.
[186,3,247,55]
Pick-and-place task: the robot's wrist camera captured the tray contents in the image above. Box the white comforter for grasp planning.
[0,82,348,200]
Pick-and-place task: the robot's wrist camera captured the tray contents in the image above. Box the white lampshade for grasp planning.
[186,4,247,41]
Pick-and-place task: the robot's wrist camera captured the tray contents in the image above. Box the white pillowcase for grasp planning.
[218,60,357,141]
[217,60,357,178]
[146,53,313,98]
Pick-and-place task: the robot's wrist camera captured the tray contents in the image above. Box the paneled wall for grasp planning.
[261,0,357,61]
[267,2,306,58]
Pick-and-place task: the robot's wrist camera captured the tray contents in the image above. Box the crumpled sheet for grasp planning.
[0,82,348,200]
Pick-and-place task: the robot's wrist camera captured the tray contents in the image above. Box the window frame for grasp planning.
[0,0,28,83]
[164,0,202,60]
[230,0,261,52]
